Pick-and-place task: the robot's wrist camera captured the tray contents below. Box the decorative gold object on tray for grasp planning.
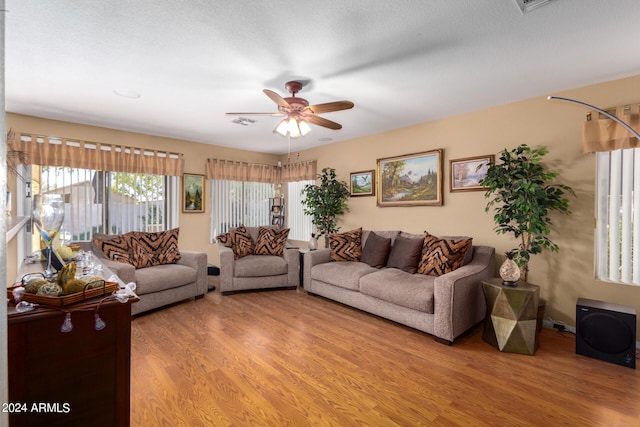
[8,281,117,307]
[8,261,117,307]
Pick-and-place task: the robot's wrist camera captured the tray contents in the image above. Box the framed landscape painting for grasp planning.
[376,149,443,207]
[350,170,375,197]
[449,155,494,192]
[183,173,205,213]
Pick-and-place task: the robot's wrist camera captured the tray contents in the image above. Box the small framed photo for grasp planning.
[350,170,375,197]
[183,173,205,213]
[449,155,494,192]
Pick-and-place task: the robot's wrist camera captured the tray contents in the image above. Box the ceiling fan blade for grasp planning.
[307,101,354,114]
[263,89,291,109]
[307,115,343,130]
[225,112,285,116]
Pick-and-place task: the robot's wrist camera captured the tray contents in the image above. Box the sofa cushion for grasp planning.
[362,230,400,246]
[386,235,423,273]
[92,233,135,266]
[359,268,435,313]
[233,254,288,277]
[311,261,377,291]
[129,228,182,268]
[328,227,362,262]
[361,231,391,268]
[417,232,473,276]
[254,227,290,256]
[134,263,198,295]
[218,225,254,259]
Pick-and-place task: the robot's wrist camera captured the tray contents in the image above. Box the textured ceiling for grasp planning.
[6,0,640,154]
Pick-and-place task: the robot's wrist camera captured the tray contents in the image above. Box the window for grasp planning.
[287,180,314,241]
[209,180,273,241]
[595,148,640,285]
[36,166,176,243]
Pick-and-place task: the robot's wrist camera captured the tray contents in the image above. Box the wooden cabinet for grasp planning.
[7,299,133,427]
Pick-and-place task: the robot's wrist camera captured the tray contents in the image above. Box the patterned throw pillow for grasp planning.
[129,228,181,268]
[328,228,362,262]
[218,225,255,259]
[417,232,472,276]
[92,234,135,266]
[254,227,290,256]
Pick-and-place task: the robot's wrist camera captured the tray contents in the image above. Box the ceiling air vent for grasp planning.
[231,117,256,126]
[513,0,555,13]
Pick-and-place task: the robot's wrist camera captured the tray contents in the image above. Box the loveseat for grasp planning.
[303,229,495,344]
[83,228,208,316]
[218,225,300,294]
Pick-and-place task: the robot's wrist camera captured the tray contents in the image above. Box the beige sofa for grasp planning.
[80,240,208,316]
[219,226,300,294]
[303,230,495,344]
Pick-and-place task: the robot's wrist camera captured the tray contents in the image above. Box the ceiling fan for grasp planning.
[226,81,354,137]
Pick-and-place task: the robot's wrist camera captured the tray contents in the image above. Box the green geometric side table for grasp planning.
[482,278,540,355]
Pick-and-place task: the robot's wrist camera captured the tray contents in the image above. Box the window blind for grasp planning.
[209,180,273,241]
[596,148,640,284]
[287,180,313,241]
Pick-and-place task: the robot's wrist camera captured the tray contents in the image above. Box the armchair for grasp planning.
[219,226,300,295]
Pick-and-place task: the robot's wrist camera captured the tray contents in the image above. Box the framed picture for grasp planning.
[350,170,375,197]
[376,149,443,207]
[183,173,205,213]
[449,155,494,192]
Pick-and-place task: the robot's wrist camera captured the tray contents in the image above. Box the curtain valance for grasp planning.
[205,158,279,183]
[583,104,640,153]
[8,132,184,176]
[280,160,317,182]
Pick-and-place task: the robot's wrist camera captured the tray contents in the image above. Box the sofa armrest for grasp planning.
[219,245,236,293]
[303,249,331,290]
[433,245,496,343]
[283,247,300,287]
[99,257,137,285]
[178,250,208,296]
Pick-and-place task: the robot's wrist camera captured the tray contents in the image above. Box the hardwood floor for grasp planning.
[130,281,640,426]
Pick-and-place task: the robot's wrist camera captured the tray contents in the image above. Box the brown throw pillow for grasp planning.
[386,235,423,273]
[361,232,391,268]
[92,233,135,266]
[129,228,181,268]
[254,227,290,256]
[218,225,254,259]
[328,228,362,262]
[417,232,472,276]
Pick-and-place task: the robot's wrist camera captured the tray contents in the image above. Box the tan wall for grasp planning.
[282,74,640,334]
[8,74,640,335]
[6,113,280,267]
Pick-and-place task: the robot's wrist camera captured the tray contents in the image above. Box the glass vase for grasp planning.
[308,236,318,251]
[499,253,521,287]
[32,194,65,280]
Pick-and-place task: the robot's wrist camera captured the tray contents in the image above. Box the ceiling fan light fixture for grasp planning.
[299,120,311,136]
[287,118,301,138]
[275,117,310,138]
[275,119,289,136]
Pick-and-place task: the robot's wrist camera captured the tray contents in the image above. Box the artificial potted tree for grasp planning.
[479,144,574,283]
[301,167,350,248]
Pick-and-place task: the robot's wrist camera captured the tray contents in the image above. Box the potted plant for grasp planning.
[479,144,574,282]
[301,167,350,248]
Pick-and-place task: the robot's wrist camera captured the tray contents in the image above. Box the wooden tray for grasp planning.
[7,280,118,307]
